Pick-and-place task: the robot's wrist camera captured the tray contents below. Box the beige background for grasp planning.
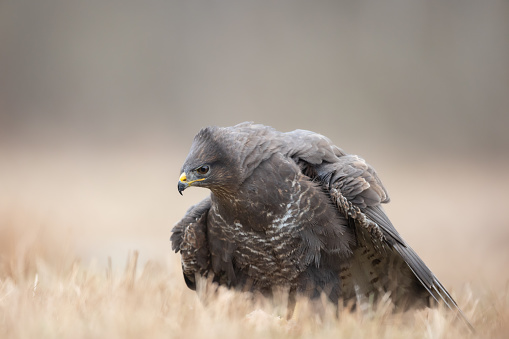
[1,1,508,297]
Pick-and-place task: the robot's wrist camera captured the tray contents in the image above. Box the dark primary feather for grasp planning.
[171,122,473,329]
[315,150,473,328]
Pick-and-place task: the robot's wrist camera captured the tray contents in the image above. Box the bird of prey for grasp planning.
[171,122,471,326]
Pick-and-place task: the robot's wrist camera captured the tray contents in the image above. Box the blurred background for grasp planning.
[0,1,508,294]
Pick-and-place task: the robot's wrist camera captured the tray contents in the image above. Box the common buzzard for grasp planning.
[171,122,471,326]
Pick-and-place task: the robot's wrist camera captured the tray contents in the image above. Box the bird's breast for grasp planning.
[234,219,305,286]
[207,154,343,287]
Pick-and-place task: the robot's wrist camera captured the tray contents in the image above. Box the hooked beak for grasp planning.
[177,172,206,195]
[178,172,188,196]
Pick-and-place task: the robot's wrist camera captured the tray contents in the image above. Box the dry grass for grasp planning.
[0,223,505,339]
[1,147,508,338]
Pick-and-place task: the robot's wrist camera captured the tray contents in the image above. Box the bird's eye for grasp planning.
[196,165,210,175]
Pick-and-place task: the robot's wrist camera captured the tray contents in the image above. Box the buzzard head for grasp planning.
[178,126,243,196]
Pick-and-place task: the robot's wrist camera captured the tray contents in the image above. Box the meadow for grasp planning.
[1,145,508,338]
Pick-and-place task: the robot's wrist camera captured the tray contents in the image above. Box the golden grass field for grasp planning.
[1,145,508,338]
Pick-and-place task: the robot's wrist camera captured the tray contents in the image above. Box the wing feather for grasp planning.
[171,197,212,289]
[301,151,473,330]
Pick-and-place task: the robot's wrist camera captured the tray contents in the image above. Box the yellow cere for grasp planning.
[179,172,205,185]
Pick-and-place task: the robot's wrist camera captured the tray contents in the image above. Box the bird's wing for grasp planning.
[312,155,473,329]
[171,197,212,290]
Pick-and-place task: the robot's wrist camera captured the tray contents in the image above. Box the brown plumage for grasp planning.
[171,122,472,328]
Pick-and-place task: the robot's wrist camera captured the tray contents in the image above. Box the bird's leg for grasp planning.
[286,287,297,320]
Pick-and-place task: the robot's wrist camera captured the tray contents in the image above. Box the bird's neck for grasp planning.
[210,190,246,215]
[210,190,272,232]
